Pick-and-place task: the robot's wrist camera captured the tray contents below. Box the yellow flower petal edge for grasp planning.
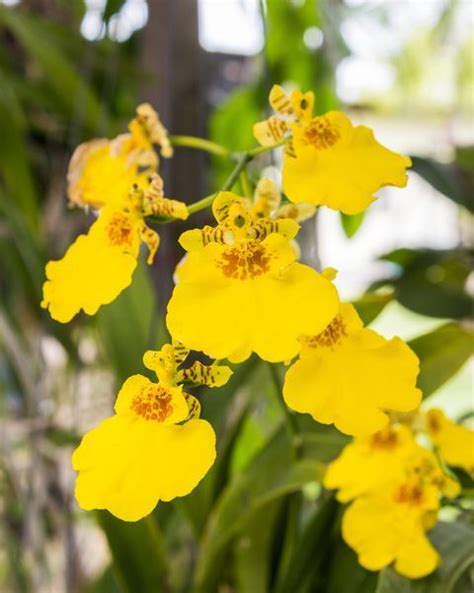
[425,408,474,477]
[283,303,422,436]
[323,425,419,502]
[68,103,171,210]
[72,343,232,521]
[340,446,459,579]
[166,191,339,363]
[342,488,440,578]
[42,175,187,323]
[254,85,411,215]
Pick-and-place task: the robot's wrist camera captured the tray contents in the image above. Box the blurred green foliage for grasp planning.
[0,1,473,593]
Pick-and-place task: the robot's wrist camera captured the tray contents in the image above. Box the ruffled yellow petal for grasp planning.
[41,230,137,324]
[167,236,339,363]
[426,408,474,476]
[284,305,421,436]
[394,532,439,579]
[72,415,215,521]
[67,139,149,209]
[342,493,439,578]
[324,426,418,502]
[283,111,411,214]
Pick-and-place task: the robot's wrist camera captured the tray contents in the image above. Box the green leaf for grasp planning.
[410,156,473,213]
[408,323,473,398]
[0,6,103,135]
[377,249,471,319]
[234,500,284,593]
[273,495,339,593]
[96,263,163,384]
[194,426,324,592]
[85,566,121,593]
[340,211,366,238]
[97,513,168,593]
[0,68,39,231]
[376,521,474,593]
[324,538,378,593]
[351,290,394,326]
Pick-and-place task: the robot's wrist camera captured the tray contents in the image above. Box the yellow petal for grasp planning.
[284,327,421,436]
[167,239,339,363]
[342,496,399,571]
[134,102,173,158]
[394,533,439,579]
[143,345,176,383]
[67,139,149,209]
[342,493,438,577]
[425,408,474,476]
[253,116,288,146]
[177,361,233,388]
[72,415,215,521]
[290,90,314,121]
[323,426,418,502]
[269,84,294,115]
[283,112,411,214]
[41,222,137,323]
[141,173,188,220]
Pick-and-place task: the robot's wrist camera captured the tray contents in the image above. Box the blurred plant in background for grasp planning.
[0,1,472,593]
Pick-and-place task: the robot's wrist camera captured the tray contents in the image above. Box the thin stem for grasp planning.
[168,135,230,157]
[267,363,302,457]
[239,168,253,198]
[147,139,286,223]
[186,152,251,215]
[247,138,287,156]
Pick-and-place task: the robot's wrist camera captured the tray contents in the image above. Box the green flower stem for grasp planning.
[267,362,302,457]
[247,137,287,156]
[239,168,253,198]
[186,152,251,215]
[168,135,230,157]
[148,138,286,222]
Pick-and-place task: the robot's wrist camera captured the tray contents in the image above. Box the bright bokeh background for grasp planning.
[0,1,472,592]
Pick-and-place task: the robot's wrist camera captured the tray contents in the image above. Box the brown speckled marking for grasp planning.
[370,430,399,450]
[393,483,424,505]
[218,240,271,280]
[131,384,173,422]
[304,116,340,150]
[305,316,347,349]
[106,212,134,247]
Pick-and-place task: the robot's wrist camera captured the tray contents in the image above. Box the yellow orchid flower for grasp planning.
[324,425,419,502]
[68,103,172,210]
[72,342,231,522]
[42,174,188,323]
[342,448,460,579]
[254,85,411,215]
[283,303,422,436]
[425,408,474,477]
[166,190,339,363]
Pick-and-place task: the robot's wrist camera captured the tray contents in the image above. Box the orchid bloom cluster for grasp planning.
[42,88,473,580]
